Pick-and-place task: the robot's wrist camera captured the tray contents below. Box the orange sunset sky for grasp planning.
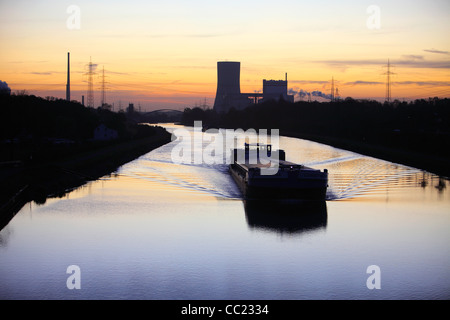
[1,0,449,111]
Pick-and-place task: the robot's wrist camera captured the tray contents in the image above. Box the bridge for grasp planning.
[143,109,183,116]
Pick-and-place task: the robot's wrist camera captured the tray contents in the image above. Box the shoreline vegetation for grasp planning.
[0,94,172,229]
[180,97,450,178]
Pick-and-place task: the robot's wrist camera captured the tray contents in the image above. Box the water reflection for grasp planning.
[417,171,449,195]
[0,225,12,247]
[244,200,327,235]
[436,177,446,192]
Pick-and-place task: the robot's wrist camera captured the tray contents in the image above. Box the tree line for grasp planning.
[0,94,162,163]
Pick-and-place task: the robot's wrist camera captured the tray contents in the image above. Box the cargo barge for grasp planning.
[230,143,328,201]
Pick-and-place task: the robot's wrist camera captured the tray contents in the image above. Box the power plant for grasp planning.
[262,75,292,103]
[213,61,294,114]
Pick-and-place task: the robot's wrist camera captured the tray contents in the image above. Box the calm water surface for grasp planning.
[1,124,449,300]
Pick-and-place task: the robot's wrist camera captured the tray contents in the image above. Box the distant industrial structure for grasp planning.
[262,76,293,103]
[213,61,294,114]
[213,62,248,113]
[85,57,96,108]
[384,59,395,103]
[66,52,70,101]
[100,66,110,108]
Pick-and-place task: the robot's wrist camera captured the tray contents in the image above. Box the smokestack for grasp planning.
[285,72,287,82]
[66,52,70,101]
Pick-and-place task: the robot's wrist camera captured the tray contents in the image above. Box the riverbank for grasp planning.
[0,126,172,230]
[280,130,450,178]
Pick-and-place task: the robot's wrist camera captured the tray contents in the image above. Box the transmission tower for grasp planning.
[384,59,395,103]
[331,76,335,101]
[100,66,109,108]
[85,57,96,108]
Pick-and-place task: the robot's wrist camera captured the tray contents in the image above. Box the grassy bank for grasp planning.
[0,126,172,230]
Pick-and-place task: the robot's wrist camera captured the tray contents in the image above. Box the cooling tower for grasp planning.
[213,61,242,114]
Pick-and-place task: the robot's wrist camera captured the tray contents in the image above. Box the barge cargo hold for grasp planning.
[230,143,328,201]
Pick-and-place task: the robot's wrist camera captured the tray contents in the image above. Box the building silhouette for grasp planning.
[213,61,294,114]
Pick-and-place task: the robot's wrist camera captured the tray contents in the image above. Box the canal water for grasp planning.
[1,124,449,300]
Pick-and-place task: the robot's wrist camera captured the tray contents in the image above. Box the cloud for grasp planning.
[395,81,450,87]
[316,59,384,69]
[317,58,450,69]
[99,31,236,39]
[289,80,329,85]
[84,63,99,73]
[174,65,215,70]
[343,80,450,87]
[106,71,131,75]
[424,48,450,55]
[395,60,450,69]
[345,81,383,86]
[8,60,48,64]
[184,33,231,38]
[401,55,424,61]
[29,72,53,75]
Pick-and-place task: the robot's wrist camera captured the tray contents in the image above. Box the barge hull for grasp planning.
[230,164,327,201]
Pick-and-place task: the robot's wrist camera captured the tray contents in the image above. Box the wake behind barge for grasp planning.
[229,143,328,201]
